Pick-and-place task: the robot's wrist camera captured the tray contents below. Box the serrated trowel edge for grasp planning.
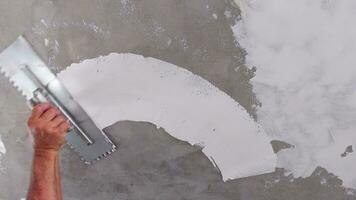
[0,36,117,164]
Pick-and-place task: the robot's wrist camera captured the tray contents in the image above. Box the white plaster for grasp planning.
[58,53,276,181]
[40,19,48,27]
[44,38,49,47]
[224,10,232,19]
[0,135,6,155]
[234,0,356,188]
[212,13,218,19]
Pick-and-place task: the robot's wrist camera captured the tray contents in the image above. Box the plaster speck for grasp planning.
[0,135,6,155]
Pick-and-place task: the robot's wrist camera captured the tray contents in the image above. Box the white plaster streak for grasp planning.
[234,0,356,188]
[58,53,276,181]
[212,13,218,19]
[0,135,6,155]
[40,19,48,27]
[44,38,49,47]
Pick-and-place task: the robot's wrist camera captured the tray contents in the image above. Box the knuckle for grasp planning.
[64,123,70,130]
[54,129,64,136]
[33,104,41,111]
[59,125,67,131]
[58,116,65,122]
[49,108,56,114]
[33,104,44,113]
[52,107,60,113]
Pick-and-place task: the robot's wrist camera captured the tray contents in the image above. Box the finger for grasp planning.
[31,103,51,119]
[58,121,70,134]
[40,107,60,121]
[50,115,66,128]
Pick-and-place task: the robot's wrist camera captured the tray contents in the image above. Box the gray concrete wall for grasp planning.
[0,0,355,199]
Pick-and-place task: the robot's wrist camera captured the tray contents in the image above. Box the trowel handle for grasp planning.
[23,65,94,145]
[27,87,94,145]
[28,88,49,108]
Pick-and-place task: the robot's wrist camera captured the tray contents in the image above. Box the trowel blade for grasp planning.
[0,36,117,164]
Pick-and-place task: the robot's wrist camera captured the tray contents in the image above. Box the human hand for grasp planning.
[27,103,70,152]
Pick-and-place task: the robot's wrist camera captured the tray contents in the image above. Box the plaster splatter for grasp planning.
[0,135,6,168]
[58,53,276,181]
[0,135,5,155]
[234,0,356,188]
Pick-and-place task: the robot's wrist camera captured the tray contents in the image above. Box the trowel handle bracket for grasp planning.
[24,66,94,145]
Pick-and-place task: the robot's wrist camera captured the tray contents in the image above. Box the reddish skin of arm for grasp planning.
[26,103,69,200]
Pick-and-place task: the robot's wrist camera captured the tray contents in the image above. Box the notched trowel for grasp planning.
[0,36,116,164]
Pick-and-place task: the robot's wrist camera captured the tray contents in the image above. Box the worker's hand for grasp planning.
[27,103,70,152]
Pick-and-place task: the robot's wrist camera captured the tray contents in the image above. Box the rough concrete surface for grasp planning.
[0,0,355,199]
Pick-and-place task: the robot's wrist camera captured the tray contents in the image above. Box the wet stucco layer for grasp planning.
[0,0,355,199]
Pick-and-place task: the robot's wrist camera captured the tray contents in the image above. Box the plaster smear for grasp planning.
[234,0,356,188]
[0,135,5,168]
[58,53,276,181]
[0,136,5,155]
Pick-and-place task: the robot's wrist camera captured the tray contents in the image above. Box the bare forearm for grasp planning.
[55,155,62,200]
[27,150,61,200]
[26,104,69,199]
